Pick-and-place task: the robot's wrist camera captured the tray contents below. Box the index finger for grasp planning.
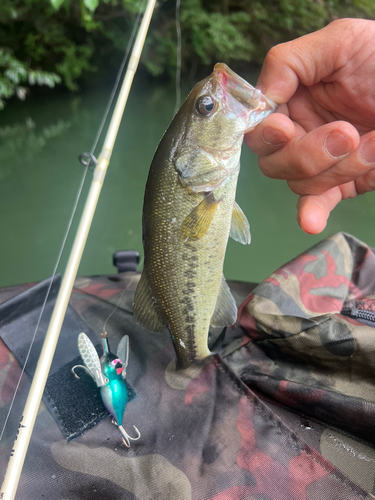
[256,19,373,103]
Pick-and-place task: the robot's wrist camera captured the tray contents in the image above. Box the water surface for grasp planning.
[0,73,374,288]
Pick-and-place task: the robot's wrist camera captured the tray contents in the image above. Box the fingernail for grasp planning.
[361,137,375,164]
[262,127,288,146]
[324,131,352,159]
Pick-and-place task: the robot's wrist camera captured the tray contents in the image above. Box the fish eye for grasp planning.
[195,95,216,116]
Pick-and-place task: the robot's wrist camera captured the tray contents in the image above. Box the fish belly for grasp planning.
[143,163,238,368]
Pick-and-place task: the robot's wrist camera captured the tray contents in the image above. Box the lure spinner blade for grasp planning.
[116,334,129,378]
[72,332,140,447]
[76,332,108,386]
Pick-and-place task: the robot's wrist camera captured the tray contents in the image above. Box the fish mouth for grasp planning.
[213,63,277,131]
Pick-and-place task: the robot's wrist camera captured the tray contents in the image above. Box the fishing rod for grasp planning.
[0,0,157,498]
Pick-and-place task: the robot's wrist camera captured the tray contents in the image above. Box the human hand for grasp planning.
[245,18,375,234]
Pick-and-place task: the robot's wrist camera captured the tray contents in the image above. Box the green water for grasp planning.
[1,74,375,288]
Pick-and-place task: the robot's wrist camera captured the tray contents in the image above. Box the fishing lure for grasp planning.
[72,332,140,447]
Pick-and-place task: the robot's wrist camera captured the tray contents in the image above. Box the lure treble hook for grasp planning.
[112,420,141,447]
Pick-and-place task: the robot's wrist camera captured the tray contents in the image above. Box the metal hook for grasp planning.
[71,364,91,380]
[119,425,141,448]
[112,419,141,448]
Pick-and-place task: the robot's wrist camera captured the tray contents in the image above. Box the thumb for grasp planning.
[296,188,342,234]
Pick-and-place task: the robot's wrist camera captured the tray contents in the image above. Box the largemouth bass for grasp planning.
[133,63,276,368]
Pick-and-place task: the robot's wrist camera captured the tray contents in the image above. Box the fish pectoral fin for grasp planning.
[175,151,227,192]
[180,192,220,241]
[133,272,167,333]
[230,201,251,245]
[210,276,237,327]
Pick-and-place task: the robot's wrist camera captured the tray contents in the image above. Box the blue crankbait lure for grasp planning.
[73,332,140,447]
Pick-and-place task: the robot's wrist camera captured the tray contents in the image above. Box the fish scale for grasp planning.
[133,63,277,368]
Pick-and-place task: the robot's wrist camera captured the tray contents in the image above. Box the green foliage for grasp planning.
[0,48,61,109]
[144,0,375,78]
[182,5,254,65]
[83,0,100,11]
[1,0,375,108]
[51,0,65,9]
[0,0,106,108]
[55,45,94,91]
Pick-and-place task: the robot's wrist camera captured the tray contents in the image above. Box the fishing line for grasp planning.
[0,0,147,444]
[0,166,89,443]
[91,0,146,155]
[173,0,182,116]
[102,274,137,333]
[102,286,127,333]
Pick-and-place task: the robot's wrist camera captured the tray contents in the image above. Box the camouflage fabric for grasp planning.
[0,232,375,499]
[231,232,375,446]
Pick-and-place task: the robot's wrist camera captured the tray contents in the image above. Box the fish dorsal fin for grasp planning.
[210,276,237,327]
[133,272,167,333]
[230,201,251,245]
[180,192,220,241]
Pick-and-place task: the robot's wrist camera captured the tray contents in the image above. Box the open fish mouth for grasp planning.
[213,62,277,131]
